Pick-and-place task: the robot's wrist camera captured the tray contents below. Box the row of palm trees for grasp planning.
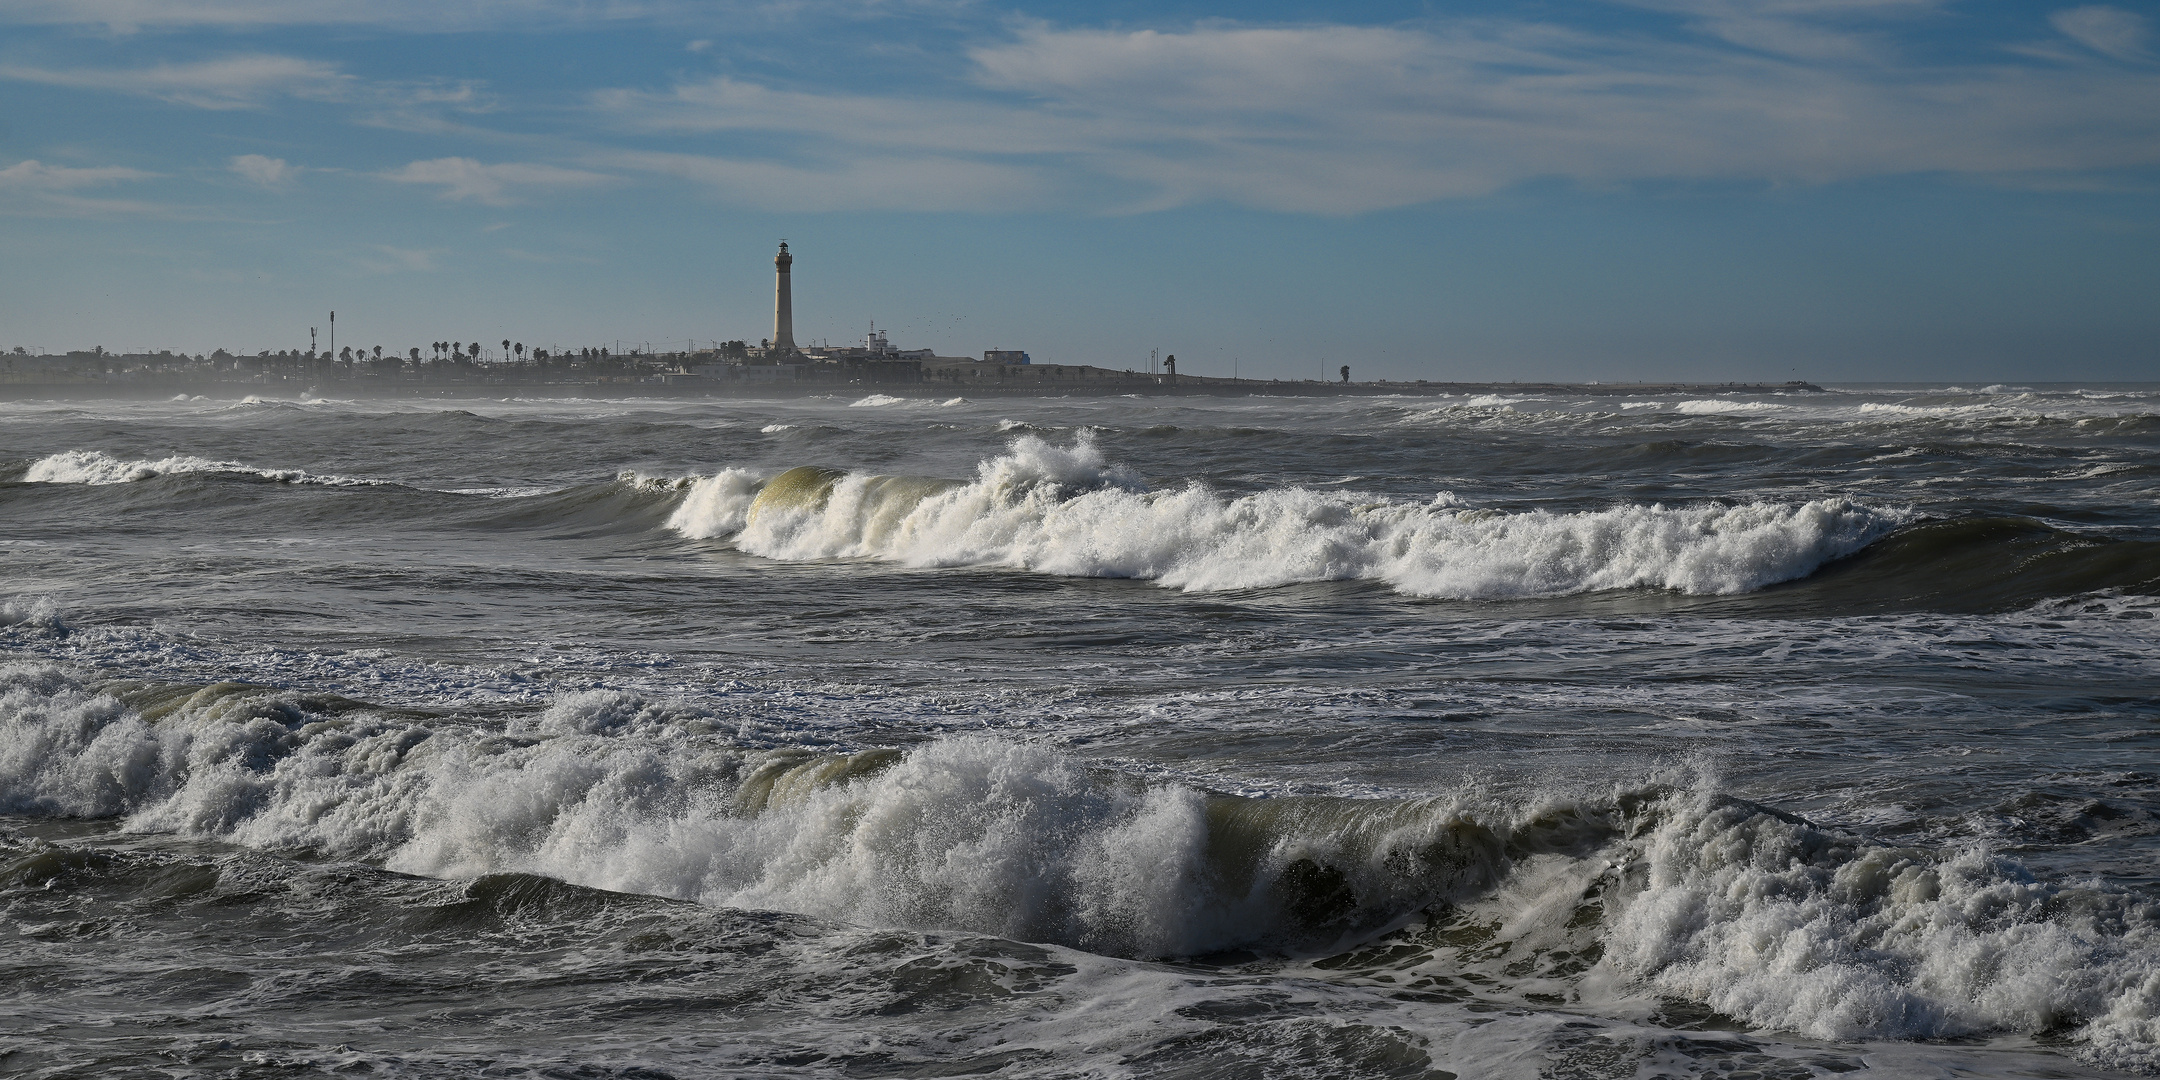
[424,341,627,364]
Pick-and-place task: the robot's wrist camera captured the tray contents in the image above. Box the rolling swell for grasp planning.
[19,443,2153,610]
[3,662,2158,1070]
[5,448,696,540]
[1776,516,2160,612]
[454,473,689,537]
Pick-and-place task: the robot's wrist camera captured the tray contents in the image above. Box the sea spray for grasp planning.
[1600,789,2160,1071]
[669,436,1908,598]
[5,663,2158,1069]
[8,389,2160,1077]
[664,466,763,538]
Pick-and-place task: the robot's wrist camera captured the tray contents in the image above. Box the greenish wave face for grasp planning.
[746,465,847,526]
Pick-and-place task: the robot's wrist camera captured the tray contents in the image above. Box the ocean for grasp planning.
[2,384,2157,1079]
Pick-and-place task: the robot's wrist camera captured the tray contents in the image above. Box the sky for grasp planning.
[1,0,2156,382]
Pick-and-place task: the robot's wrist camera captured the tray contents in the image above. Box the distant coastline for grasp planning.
[0,352,1820,400]
[0,378,1823,400]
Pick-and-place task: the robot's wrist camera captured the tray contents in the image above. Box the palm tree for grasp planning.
[514,342,524,362]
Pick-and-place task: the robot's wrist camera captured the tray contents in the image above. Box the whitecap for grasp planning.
[1672,399,1789,415]
[22,449,381,487]
[680,436,1907,599]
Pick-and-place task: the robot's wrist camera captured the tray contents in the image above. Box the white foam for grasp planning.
[1857,402,1995,417]
[1672,399,1789,415]
[0,597,64,632]
[22,449,379,487]
[849,394,906,407]
[0,668,1466,956]
[694,436,1905,599]
[2,664,2153,1068]
[665,467,764,539]
[1600,790,2160,1072]
[760,423,796,433]
[441,485,559,499]
[614,470,692,491]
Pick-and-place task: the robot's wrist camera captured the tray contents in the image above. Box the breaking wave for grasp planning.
[666,436,1906,599]
[2,664,2155,1070]
[1673,399,1790,415]
[18,449,379,487]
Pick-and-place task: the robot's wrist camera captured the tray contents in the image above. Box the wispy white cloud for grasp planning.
[0,157,169,216]
[0,53,493,136]
[0,54,347,109]
[229,153,296,187]
[0,0,659,31]
[1608,0,1942,62]
[0,0,937,31]
[0,159,157,188]
[593,18,2160,213]
[2052,5,2151,61]
[381,157,617,205]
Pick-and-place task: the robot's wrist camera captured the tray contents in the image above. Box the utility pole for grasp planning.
[329,311,335,361]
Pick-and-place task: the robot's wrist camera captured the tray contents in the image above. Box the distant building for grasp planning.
[983,350,1031,365]
[771,242,796,355]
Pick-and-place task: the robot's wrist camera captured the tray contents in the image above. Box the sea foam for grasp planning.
[2,664,2155,1069]
[21,449,377,487]
[669,436,1905,599]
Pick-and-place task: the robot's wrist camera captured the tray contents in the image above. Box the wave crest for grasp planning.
[676,437,1904,599]
[21,449,378,487]
[3,665,2157,1067]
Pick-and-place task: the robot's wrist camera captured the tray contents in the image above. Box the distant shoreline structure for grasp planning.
[4,243,1834,399]
[0,360,1823,401]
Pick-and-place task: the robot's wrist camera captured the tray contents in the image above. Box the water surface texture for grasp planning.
[4,385,2159,1079]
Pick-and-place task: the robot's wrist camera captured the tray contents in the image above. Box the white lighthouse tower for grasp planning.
[771,241,796,356]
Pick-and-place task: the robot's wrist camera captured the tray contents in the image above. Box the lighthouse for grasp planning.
[771,241,796,355]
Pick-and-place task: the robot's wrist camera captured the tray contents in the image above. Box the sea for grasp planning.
[2,384,2157,1080]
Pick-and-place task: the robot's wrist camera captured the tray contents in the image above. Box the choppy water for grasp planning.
[4,385,2158,1079]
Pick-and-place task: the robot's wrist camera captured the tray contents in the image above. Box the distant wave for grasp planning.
[667,435,1907,599]
[1672,398,1790,415]
[20,449,382,487]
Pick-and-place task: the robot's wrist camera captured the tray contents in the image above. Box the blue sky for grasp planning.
[2,0,2156,381]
